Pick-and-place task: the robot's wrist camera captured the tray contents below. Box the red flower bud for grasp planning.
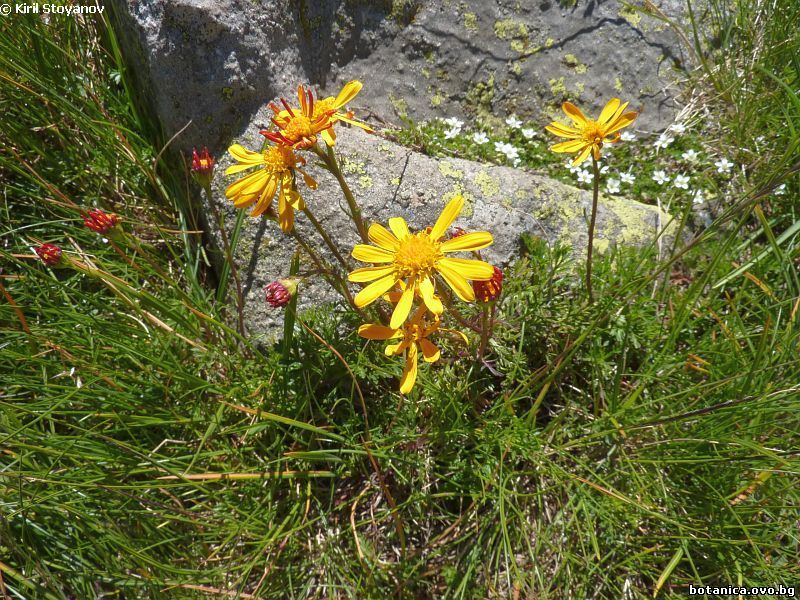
[449,227,468,239]
[35,243,63,267]
[472,266,503,303]
[191,147,215,185]
[264,278,299,308]
[83,209,120,234]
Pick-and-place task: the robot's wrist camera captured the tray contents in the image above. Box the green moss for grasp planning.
[614,77,624,92]
[390,176,401,186]
[574,81,585,95]
[379,143,396,157]
[421,66,431,79]
[575,64,587,75]
[436,69,450,81]
[544,37,555,48]
[430,89,446,107]
[221,86,234,100]
[510,39,526,53]
[593,238,610,254]
[474,170,500,197]
[358,175,373,189]
[465,72,495,118]
[563,53,579,67]
[619,5,642,28]
[389,93,408,119]
[463,12,478,31]
[509,61,523,76]
[439,161,464,180]
[342,157,367,175]
[549,76,567,96]
[494,19,529,40]
[424,49,436,64]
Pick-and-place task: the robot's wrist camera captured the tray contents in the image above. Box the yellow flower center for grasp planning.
[262,145,296,173]
[582,120,606,145]
[394,233,441,279]
[283,115,315,142]
[313,98,335,120]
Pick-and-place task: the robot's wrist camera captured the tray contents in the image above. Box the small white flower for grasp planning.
[670,122,687,135]
[681,149,700,163]
[599,164,610,175]
[775,183,786,196]
[472,131,489,144]
[692,189,705,205]
[620,171,635,185]
[714,158,734,174]
[443,117,463,131]
[577,170,593,184]
[606,178,621,194]
[444,127,460,140]
[494,141,520,163]
[652,170,670,185]
[674,174,690,189]
[521,127,536,139]
[654,134,674,150]
[566,160,582,174]
[620,131,636,142]
[505,115,523,129]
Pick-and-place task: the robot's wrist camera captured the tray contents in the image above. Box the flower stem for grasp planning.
[302,205,352,271]
[477,304,490,361]
[315,144,370,244]
[587,156,600,304]
[204,183,245,335]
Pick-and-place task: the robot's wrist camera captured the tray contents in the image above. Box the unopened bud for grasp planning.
[473,266,503,302]
[35,243,64,267]
[191,147,215,187]
[264,277,299,308]
[83,208,120,234]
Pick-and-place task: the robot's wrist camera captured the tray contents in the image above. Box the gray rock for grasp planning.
[110,0,695,155]
[208,126,674,344]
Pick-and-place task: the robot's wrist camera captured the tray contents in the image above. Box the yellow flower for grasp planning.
[358,306,442,394]
[262,81,373,149]
[224,143,316,232]
[348,196,494,328]
[545,98,638,166]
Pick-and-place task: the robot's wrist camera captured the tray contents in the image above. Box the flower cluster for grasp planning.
[349,195,496,393]
[224,81,373,232]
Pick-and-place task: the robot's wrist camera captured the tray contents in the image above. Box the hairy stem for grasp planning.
[587,156,600,304]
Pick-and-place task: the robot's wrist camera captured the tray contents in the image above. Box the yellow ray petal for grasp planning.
[551,139,589,153]
[225,169,269,199]
[605,112,638,135]
[352,244,395,263]
[277,187,294,232]
[354,274,397,307]
[598,98,621,125]
[348,265,396,283]
[440,231,494,253]
[419,276,443,314]
[572,145,593,166]
[335,113,374,133]
[419,338,441,363]
[562,102,588,126]
[545,122,582,138]
[385,341,406,356]
[389,283,415,329]
[333,80,363,109]
[321,127,336,146]
[606,101,630,128]
[225,162,259,175]
[249,177,278,217]
[228,144,265,165]
[437,260,475,302]
[368,223,401,251]
[430,196,464,241]
[388,217,410,241]
[399,343,419,394]
[437,257,494,280]
[358,323,402,340]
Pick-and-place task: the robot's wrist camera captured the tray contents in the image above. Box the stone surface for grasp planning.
[209,126,673,344]
[110,0,694,155]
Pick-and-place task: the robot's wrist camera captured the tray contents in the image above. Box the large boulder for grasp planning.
[110,0,694,155]
[209,126,674,343]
